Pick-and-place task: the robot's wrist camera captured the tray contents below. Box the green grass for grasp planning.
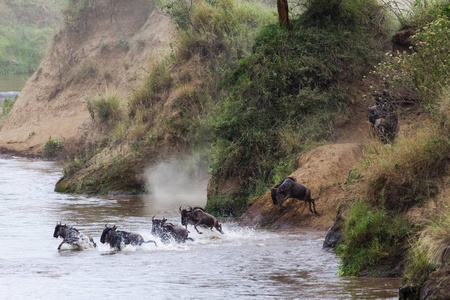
[42,136,63,158]
[1,98,16,118]
[336,1,450,278]
[207,0,389,215]
[336,201,410,276]
[56,0,276,195]
[0,0,62,75]
[402,210,450,286]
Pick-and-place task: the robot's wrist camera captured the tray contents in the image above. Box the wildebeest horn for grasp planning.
[112,225,117,230]
[179,206,182,212]
[152,215,155,220]
[188,205,192,212]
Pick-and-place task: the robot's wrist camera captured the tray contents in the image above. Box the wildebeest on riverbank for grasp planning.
[271,177,318,214]
[53,223,97,250]
[100,225,156,250]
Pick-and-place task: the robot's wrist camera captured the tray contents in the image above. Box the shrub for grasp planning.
[403,211,450,286]
[337,201,410,275]
[356,124,450,210]
[2,98,16,118]
[43,136,63,158]
[91,93,122,122]
[374,16,450,106]
[208,0,388,215]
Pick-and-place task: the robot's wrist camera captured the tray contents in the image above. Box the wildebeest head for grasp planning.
[179,206,189,226]
[53,222,67,238]
[151,216,168,236]
[100,225,117,244]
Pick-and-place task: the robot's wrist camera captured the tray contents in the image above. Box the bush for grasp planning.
[2,98,16,118]
[337,201,410,275]
[43,136,63,158]
[355,124,450,210]
[91,93,122,122]
[208,0,388,215]
[374,16,450,106]
[403,211,450,286]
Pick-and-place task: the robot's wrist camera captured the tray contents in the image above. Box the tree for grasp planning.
[277,0,291,29]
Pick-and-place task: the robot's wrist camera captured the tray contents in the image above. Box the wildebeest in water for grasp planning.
[53,222,97,250]
[179,206,224,234]
[270,177,318,214]
[100,225,157,250]
[151,216,194,244]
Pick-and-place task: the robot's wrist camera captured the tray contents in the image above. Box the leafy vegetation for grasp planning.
[337,0,450,278]
[56,0,275,195]
[90,92,123,122]
[403,212,450,285]
[336,201,409,275]
[0,0,62,75]
[43,136,63,158]
[1,98,16,118]
[207,0,389,215]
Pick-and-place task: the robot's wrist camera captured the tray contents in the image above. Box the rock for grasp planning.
[323,216,344,248]
[399,285,419,300]
[420,268,450,300]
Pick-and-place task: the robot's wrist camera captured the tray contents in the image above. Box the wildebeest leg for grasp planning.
[309,199,318,214]
[57,240,65,250]
[194,222,203,234]
[144,240,157,246]
[87,235,97,248]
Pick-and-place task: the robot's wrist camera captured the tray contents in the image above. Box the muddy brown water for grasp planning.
[0,157,400,299]
[0,74,29,92]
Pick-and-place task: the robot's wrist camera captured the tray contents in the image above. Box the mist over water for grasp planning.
[144,154,210,210]
[0,157,400,300]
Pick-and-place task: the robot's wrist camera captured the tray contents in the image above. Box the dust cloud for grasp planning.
[144,154,210,211]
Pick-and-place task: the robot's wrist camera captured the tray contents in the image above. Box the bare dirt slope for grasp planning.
[240,99,430,231]
[0,0,174,156]
[240,142,365,230]
[240,100,376,230]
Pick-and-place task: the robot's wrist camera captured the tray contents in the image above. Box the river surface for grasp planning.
[0,74,30,92]
[0,157,400,300]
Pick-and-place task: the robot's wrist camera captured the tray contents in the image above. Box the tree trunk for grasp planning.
[277,0,290,30]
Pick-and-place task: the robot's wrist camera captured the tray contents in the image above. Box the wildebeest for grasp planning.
[100,225,156,250]
[179,206,224,234]
[270,177,318,214]
[179,206,205,230]
[151,216,194,244]
[53,223,97,250]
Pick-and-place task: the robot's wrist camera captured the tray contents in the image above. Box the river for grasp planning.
[0,157,399,300]
[0,74,30,92]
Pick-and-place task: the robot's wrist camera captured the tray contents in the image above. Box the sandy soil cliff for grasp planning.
[0,0,174,156]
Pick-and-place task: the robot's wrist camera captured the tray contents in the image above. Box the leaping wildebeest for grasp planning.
[270,177,318,214]
[100,225,157,250]
[151,216,194,244]
[53,223,97,250]
[179,206,224,234]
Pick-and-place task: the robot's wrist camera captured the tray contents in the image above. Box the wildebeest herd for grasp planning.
[54,177,317,251]
[54,206,224,251]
